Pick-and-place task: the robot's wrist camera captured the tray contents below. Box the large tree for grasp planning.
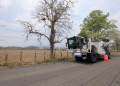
[19,0,74,58]
[110,30,120,52]
[78,10,117,40]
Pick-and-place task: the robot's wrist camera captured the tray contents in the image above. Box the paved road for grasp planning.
[0,54,120,86]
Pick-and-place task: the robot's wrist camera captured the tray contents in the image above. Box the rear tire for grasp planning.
[87,51,97,63]
[91,51,97,62]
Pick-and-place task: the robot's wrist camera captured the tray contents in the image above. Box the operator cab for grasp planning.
[66,36,88,50]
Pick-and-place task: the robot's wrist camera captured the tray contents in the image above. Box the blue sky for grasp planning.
[0,0,120,47]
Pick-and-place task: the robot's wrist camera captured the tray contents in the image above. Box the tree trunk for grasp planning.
[116,42,118,52]
[50,21,55,59]
[117,46,118,52]
[50,42,54,59]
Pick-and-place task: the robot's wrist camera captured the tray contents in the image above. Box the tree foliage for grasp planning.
[18,0,75,58]
[78,10,117,40]
[109,30,120,52]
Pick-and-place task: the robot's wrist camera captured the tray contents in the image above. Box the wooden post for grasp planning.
[20,51,22,61]
[5,53,8,61]
[54,52,56,58]
[44,52,46,60]
[72,53,74,58]
[35,51,36,60]
[60,52,62,59]
[67,52,68,58]
[5,51,6,61]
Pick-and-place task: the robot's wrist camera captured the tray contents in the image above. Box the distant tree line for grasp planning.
[0,46,50,50]
[0,46,66,50]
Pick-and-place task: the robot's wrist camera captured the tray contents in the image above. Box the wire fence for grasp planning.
[0,50,74,62]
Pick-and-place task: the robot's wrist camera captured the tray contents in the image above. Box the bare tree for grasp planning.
[19,0,74,58]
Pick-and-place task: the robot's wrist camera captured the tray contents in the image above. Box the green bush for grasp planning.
[9,62,16,68]
[34,60,41,64]
[109,49,113,52]
[17,62,23,67]
[42,59,51,63]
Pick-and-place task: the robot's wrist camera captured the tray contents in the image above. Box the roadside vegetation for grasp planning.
[0,57,74,69]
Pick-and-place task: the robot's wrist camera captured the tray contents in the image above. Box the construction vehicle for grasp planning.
[66,36,111,62]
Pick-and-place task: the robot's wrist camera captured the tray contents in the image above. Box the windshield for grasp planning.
[69,40,74,45]
[67,37,83,49]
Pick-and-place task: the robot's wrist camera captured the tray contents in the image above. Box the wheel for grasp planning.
[108,53,111,59]
[74,57,83,61]
[88,51,97,63]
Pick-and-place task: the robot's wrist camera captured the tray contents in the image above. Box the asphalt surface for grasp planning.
[0,54,120,86]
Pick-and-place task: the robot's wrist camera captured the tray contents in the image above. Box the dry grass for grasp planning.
[0,50,73,63]
[0,50,74,69]
[0,57,74,69]
[111,52,120,55]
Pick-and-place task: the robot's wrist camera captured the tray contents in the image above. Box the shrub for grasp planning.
[2,61,9,66]
[9,62,16,68]
[109,49,113,52]
[17,62,23,67]
[34,60,41,64]
[42,59,50,63]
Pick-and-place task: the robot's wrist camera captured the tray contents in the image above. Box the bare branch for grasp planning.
[18,21,50,41]
[54,37,67,43]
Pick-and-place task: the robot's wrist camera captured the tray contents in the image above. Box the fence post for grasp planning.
[67,52,68,58]
[5,53,8,61]
[44,52,46,60]
[54,52,56,58]
[72,53,74,58]
[20,51,22,61]
[60,52,62,59]
[35,51,36,60]
[5,51,6,61]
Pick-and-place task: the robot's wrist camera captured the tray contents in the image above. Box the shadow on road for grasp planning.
[70,54,120,66]
[70,58,104,66]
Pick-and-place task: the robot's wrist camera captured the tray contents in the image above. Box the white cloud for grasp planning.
[21,0,39,12]
[15,14,31,22]
[109,11,120,31]
[0,0,11,8]
[73,0,120,30]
